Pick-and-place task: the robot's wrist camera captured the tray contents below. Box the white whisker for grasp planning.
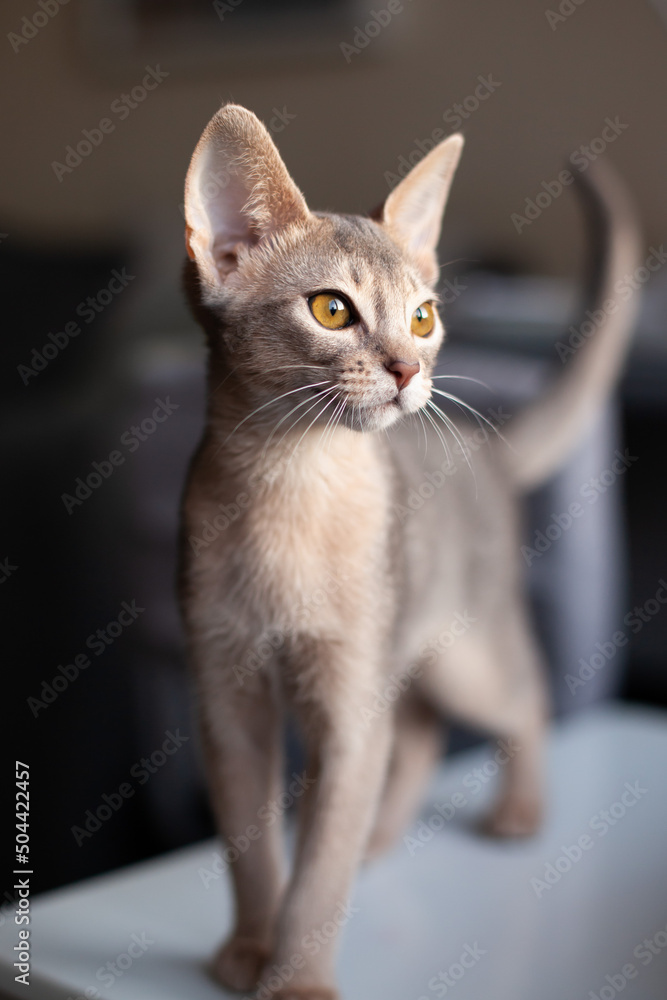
[416,409,428,460]
[277,386,339,450]
[262,381,334,457]
[422,404,451,466]
[318,397,346,455]
[222,380,330,446]
[325,399,348,452]
[431,374,491,390]
[430,388,509,447]
[427,400,470,459]
[288,391,342,469]
[210,365,241,397]
[426,400,477,495]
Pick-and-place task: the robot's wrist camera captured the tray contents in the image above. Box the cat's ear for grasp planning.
[184,103,310,289]
[380,134,464,286]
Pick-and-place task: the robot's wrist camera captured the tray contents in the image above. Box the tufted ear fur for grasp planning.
[184,103,311,290]
[380,133,464,286]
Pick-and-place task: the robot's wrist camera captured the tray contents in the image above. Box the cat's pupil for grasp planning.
[416,307,426,322]
[329,299,339,316]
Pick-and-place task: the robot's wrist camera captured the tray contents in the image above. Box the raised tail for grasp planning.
[504,160,643,492]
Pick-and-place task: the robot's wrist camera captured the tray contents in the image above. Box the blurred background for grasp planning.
[2,0,666,899]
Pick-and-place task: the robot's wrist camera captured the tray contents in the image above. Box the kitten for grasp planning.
[179,104,640,1000]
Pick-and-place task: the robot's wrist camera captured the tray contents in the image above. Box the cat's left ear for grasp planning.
[184,103,310,291]
[379,134,464,286]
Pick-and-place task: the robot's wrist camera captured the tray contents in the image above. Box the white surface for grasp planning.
[2,705,667,999]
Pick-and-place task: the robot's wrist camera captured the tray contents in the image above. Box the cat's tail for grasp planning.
[504,160,642,492]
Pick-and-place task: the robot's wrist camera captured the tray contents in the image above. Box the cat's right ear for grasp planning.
[184,104,310,291]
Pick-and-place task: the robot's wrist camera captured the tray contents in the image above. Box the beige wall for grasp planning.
[2,0,665,284]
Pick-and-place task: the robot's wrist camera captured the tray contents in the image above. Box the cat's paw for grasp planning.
[210,936,271,992]
[482,795,542,838]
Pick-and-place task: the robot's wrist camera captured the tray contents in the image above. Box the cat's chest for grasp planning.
[239,436,393,625]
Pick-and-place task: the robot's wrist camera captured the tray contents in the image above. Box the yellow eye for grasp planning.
[309,293,352,330]
[411,302,435,337]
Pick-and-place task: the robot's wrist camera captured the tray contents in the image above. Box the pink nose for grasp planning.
[387,359,420,391]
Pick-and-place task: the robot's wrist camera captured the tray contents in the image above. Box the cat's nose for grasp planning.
[386,359,420,391]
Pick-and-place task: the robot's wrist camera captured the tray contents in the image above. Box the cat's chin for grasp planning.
[353,399,419,433]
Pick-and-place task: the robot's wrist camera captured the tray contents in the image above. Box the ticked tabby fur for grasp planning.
[179,104,640,999]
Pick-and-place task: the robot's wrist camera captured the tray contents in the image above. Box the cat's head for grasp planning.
[184,104,463,434]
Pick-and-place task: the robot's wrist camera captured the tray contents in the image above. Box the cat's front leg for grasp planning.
[258,637,393,1000]
[195,663,286,993]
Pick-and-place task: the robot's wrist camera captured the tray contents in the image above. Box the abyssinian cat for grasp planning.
[179,103,640,999]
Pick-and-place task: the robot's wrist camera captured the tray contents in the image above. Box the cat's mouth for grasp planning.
[344,391,425,432]
[301,381,427,433]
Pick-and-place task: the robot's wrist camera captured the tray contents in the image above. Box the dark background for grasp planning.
[2,0,666,903]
